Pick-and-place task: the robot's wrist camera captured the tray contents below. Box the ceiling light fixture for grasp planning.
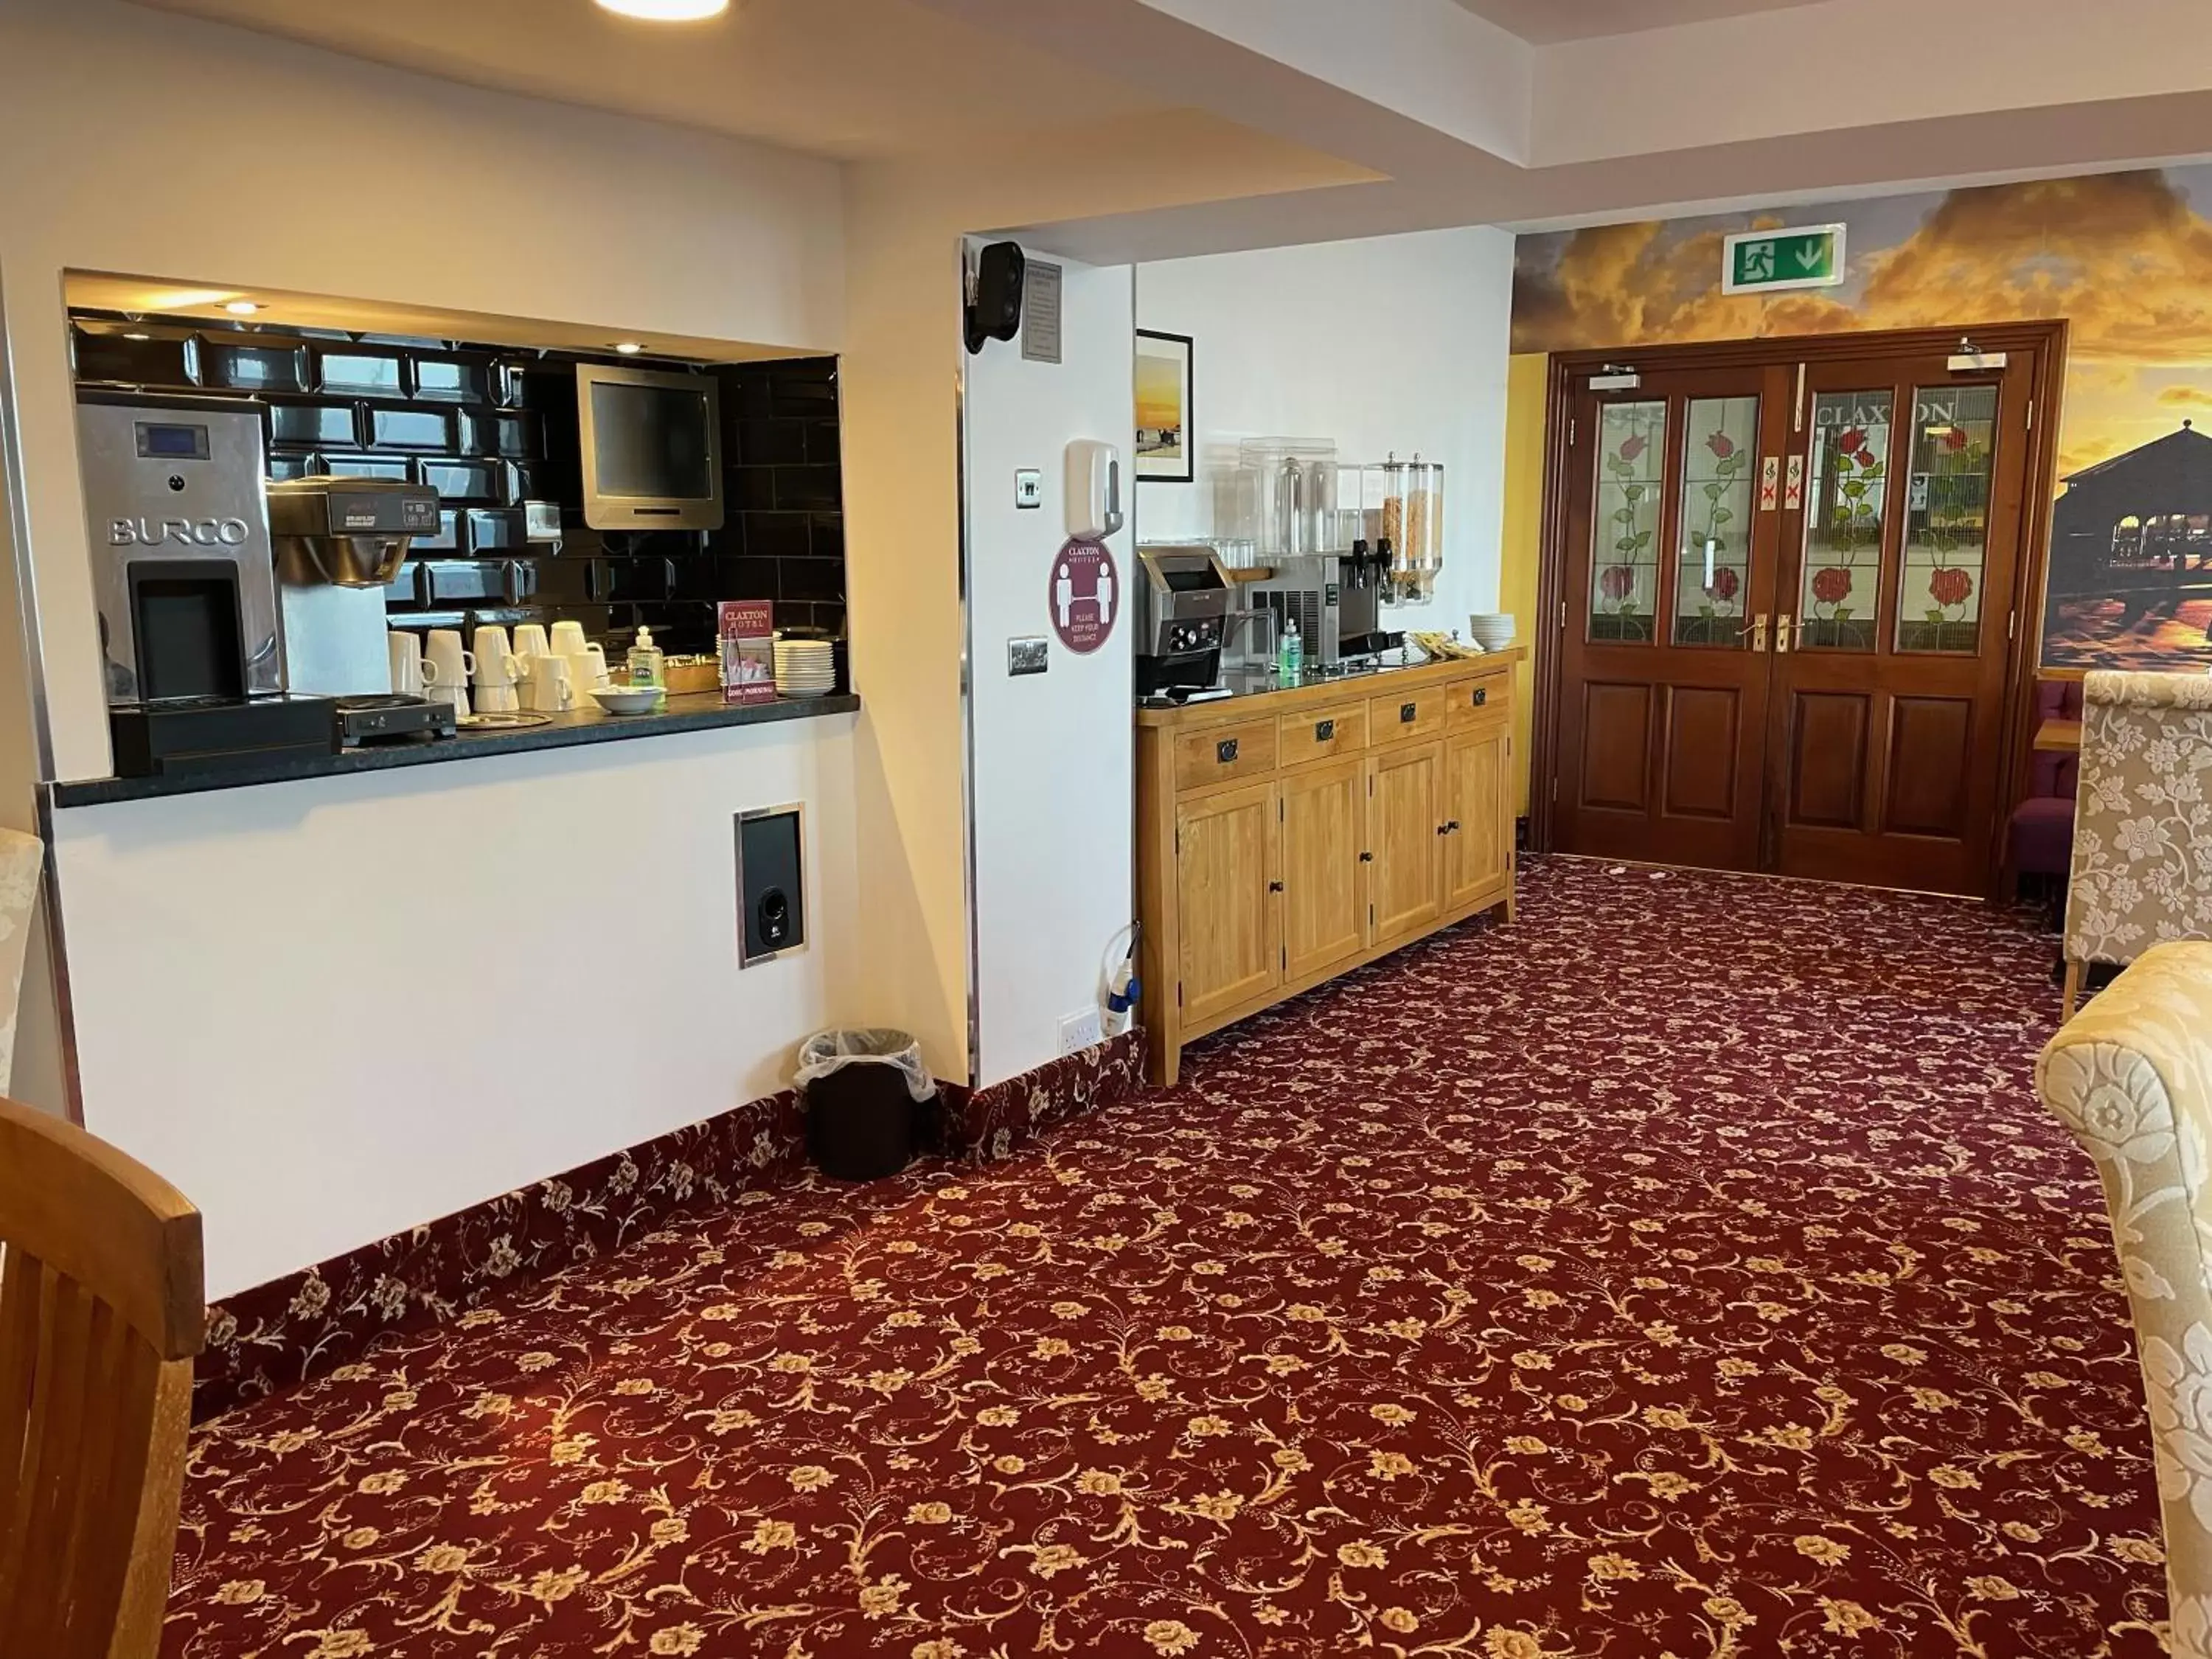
[614,341,646,355]
[594,0,729,20]
[122,332,151,342]
[222,299,261,315]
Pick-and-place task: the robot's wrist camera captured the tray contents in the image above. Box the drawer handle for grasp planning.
[1399,702,1418,724]
[1472,686,1488,707]
[1359,851,1374,863]
[1216,737,1239,764]
[1436,822,1450,836]
[1267,880,1284,892]
[1446,819,1461,833]
[1315,718,1335,742]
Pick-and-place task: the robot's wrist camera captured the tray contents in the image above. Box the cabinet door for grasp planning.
[1367,741,1444,947]
[1444,722,1511,913]
[1280,756,1367,981]
[1175,779,1280,1026]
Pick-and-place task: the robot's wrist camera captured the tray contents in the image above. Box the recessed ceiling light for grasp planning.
[614,341,646,355]
[222,300,261,315]
[594,0,728,18]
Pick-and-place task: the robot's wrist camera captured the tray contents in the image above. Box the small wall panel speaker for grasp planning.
[737,804,805,967]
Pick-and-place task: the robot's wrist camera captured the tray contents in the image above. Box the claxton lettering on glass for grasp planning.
[108,517,251,548]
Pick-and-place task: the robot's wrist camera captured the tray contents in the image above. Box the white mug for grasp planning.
[425,630,474,696]
[526,653,574,713]
[563,643,608,693]
[512,625,550,677]
[387,631,441,698]
[549,620,589,657]
[471,626,522,687]
[474,682,520,714]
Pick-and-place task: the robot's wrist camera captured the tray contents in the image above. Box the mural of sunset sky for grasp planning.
[1513,168,2212,669]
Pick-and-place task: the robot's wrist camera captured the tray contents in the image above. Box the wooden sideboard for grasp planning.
[1135,650,1523,1085]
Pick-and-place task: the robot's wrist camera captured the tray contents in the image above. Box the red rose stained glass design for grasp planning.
[1591,401,1665,641]
[1675,395,1758,645]
[1801,393,1891,650]
[1901,386,1997,652]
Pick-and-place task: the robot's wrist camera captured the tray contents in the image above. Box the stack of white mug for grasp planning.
[471,622,611,714]
[391,629,473,717]
[390,624,611,718]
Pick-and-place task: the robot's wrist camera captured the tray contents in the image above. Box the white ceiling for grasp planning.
[131,0,2212,268]
[136,0,1166,161]
[1453,0,1830,43]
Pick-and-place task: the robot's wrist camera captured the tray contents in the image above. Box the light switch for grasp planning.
[1015,469,1043,509]
[1008,637,1049,676]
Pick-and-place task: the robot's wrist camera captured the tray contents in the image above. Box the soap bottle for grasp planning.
[627,626,667,710]
[1277,610,1303,681]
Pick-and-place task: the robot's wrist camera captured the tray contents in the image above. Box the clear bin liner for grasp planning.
[795,1029,933,1102]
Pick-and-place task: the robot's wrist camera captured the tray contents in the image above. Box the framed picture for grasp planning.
[1134,329,1194,483]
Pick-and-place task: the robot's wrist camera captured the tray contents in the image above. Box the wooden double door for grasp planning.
[1551,329,2052,895]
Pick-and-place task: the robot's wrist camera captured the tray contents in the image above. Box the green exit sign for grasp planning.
[1722,223,1846,294]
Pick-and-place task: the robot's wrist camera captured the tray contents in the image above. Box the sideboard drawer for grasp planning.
[1369,686,1447,745]
[1447,673,1512,727]
[1175,717,1279,790]
[1279,700,1367,765]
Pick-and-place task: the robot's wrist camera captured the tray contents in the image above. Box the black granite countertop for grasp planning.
[49,691,860,809]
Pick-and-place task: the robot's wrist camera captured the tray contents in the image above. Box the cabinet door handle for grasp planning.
[1400,702,1418,723]
[1447,819,1461,832]
[1436,823,1450,836]
[1358,851,1374,863]
[1315,718,1335,742]
[1471,686,1487,707]
[1267,880,1284,892]
[1216,737,1239,764]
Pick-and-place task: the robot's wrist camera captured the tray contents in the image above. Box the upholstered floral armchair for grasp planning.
[2040,942,2212,1656]
[2064,671,2212,1019]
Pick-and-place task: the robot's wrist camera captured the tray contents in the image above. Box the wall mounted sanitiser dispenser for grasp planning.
[1065,439,1123,540]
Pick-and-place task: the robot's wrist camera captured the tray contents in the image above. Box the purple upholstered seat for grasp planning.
[2008,678,2084,882]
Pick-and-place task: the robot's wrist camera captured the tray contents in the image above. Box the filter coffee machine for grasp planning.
[77,394,335,775]
[267,476,455,743]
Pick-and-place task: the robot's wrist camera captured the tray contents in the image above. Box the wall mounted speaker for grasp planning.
[965,241,1026,355]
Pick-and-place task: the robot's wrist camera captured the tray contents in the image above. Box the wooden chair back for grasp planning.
[0,1096,204,1659]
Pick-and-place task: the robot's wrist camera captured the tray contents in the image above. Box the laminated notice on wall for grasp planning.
[1022,260,1063,364]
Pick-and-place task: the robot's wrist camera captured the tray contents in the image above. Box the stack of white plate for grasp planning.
[773,636,837,699]
[1468,613,1517,652]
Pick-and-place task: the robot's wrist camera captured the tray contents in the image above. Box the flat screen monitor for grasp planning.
[577,363,724,532]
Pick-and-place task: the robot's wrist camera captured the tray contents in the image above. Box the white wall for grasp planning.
[0,0,858,1293]
[0,0,844,783]
[1133,227,1515,639]
[52,719,861,1299]
[961,248,1137,1087]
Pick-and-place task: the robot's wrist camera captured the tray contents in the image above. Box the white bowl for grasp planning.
[1468,613,1516,648]
[591,686,662,714]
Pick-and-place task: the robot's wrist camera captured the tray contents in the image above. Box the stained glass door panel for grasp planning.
[1798,390,1893,651]
[1897,383,1998,653]
[1589,400,1666,643]
[1674,394,1759,646]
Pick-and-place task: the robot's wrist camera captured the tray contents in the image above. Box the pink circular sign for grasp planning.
[1048,538,1119,655]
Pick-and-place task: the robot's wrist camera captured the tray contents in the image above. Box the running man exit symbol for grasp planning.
[1722,225,1846,294]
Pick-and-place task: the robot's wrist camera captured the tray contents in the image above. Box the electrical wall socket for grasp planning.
[1057,1007,1103,1056]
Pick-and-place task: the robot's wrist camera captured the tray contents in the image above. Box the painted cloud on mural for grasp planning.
[1514,168,2212,669]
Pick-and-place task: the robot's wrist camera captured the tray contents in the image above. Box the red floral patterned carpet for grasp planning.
[164,859,2168,1659]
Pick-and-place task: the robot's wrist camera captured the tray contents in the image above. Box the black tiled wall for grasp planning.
[69,314,845,658]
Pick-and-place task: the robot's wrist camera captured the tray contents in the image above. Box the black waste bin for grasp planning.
[797,1029,931,1180]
